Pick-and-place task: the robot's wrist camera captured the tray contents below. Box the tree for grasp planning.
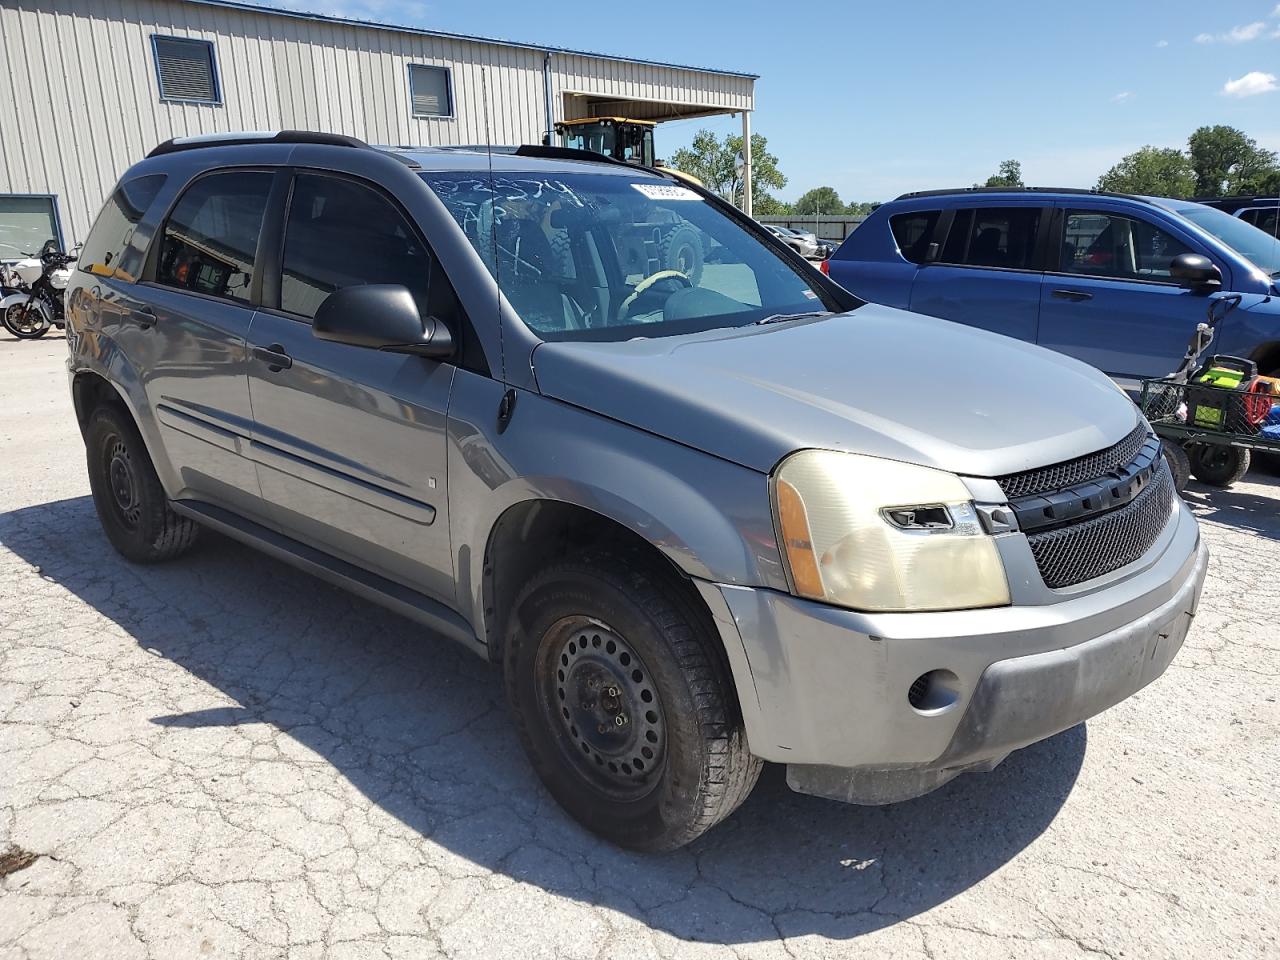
[1188,125,1279,196]
[793,186,843,215]
[1095,146,1196,198]
[978,159,1024,188]
[752,194,792,216]
[845,201,878,217]
[670,129,787,211]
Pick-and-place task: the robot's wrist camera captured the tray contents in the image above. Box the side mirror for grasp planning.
[312,284,454,359]
[1169,253,1222,291]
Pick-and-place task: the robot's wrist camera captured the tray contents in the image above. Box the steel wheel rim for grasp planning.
[104,434,142,529]
[537,617,667,800]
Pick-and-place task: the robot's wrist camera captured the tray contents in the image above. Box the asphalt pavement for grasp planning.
[1,334,1277,959]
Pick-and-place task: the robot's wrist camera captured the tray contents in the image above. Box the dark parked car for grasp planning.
[1196,196,1280,239]
[827,186,1280,387]
[66,135,1205,850]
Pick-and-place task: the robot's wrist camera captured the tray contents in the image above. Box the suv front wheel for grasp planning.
[504,554,761,851]
[86,405,200,563]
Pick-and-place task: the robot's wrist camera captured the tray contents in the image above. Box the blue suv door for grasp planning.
[1036,201,1228,382]
[907,201,1049,343]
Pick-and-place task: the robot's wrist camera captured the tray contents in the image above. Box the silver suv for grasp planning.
[66,131,1208,850]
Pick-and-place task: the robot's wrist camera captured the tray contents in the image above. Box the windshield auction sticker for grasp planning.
[631,183,702,201]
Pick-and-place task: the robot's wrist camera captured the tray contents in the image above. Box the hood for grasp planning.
[532,305,1139,478]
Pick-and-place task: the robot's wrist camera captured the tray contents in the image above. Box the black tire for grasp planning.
[3,303,50,339]
[1188,442,1251,488]
[660,224,705,287]
[85,405,200,563]
[504,553,761,851]
[1162,440,1191,494]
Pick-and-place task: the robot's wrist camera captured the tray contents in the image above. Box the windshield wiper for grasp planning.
[754,310,832,326]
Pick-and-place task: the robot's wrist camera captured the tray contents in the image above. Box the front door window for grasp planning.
[1060,211,1193,281]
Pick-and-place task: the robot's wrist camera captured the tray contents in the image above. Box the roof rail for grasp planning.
[147,130,369,158]
[513,143,652,172]
[894,185,1151,204]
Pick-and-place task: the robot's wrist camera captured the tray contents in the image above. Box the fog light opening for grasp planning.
[907,669,961,713]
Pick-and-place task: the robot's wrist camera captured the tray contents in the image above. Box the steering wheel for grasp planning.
[618,270,692,322]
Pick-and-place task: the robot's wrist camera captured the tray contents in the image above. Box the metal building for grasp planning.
[0,0,756,257]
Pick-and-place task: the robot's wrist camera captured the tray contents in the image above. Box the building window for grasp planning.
[0,195,61,259]
[152,35,221,104]
[408,64,452,118]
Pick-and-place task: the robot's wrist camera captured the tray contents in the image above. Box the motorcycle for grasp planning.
[1,240,79,340]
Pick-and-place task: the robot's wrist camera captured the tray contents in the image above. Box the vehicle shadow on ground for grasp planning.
[1,495,1087,943]
[1182,466,1280,541]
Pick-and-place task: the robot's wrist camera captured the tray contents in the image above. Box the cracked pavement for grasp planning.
[2,336,1278,959]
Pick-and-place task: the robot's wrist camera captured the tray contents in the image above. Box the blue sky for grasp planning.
[259,0,1280,202]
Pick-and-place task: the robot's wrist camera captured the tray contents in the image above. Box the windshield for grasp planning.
[1174,202,1280,276]
[422,171,834,342]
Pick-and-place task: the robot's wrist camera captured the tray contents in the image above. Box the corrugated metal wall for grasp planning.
[0,0,754,244]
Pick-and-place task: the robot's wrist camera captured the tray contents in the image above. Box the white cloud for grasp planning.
[1112,91,1133,103]
[1273,3,1280,16]
[1156,39,1169,47]
[1222,71,1278,97]
[1196,21,1268,43]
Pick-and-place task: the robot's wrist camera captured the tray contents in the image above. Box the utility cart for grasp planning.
[1140,293,1280,491]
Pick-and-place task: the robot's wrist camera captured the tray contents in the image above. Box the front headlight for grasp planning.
[771,450,1010,612]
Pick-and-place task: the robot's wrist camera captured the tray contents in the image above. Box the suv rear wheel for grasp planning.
[86,406,200,563]
[504,553,761,851]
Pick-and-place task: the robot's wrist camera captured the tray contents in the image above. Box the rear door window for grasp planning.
[939,207,1042,270]
[1060,210,1193,280]
[1240,207,1279,238]
[155,171,272,304]
[278,173,433,320]
[79,174,167,281]
[889,210,939,263]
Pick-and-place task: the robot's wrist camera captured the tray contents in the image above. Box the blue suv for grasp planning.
[828,187,1280,385]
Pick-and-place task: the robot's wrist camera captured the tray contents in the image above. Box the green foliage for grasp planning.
[1188,125,1278,197]
[1095,146,1196,198]
[845,201,878,216]
[752,194,792,216]
[793,186,843,215]
[670,129,787,211]
[978,159,1024,188]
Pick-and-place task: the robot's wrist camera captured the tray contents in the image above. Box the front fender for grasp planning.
[445,370,786,636]
[0,292,50,320]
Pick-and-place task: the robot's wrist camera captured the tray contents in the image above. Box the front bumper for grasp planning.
[696,500,1207,804]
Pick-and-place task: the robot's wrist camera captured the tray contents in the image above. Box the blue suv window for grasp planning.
[940,207,1041,270]
[889,210,939,263]
[1061,211,1192,280]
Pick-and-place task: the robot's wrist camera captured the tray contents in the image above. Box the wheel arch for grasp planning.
[70,363,181,498]
[479,498,717,667]
[1249,340,1280,376]
[71,369,130,434]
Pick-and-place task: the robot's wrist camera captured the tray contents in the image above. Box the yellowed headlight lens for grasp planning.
[772,450,1010,612]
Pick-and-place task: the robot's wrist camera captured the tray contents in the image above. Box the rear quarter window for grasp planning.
[889,210,940,263]
[79,174,167,281]
[939,207,1041,270]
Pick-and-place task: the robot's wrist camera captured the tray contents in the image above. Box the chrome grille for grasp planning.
[1025,463,1175,589]
[998,424,1149,500]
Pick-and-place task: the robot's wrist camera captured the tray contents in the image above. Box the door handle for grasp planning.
[253,343,293,372]
[1051,289,1093,302]
[129,305,156,328]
